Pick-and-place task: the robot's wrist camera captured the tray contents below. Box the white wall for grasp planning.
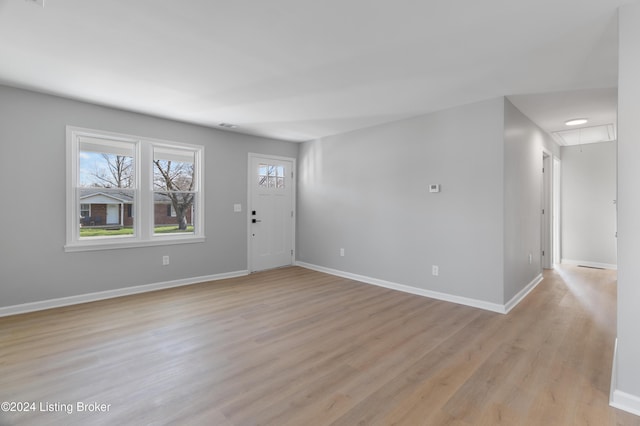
[503,99,557,302]
[561,141,617,267]
[0,85,298,309]
[298,98,506,305]
[613,0,640,413]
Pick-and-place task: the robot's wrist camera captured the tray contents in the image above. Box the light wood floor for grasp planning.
[0,265,638,425]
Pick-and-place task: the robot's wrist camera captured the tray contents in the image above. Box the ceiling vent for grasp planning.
[25,0,45,7]
[551,124,616,146]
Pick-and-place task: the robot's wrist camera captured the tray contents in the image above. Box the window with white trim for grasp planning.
[66,127,204,251]
[153,146,196,234]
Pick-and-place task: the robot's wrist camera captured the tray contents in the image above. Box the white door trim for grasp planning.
[247,153,296,272]
[552,156,561,265]
[541,148,557,269]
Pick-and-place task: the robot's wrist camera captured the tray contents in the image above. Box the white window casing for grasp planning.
[65,126,205,252]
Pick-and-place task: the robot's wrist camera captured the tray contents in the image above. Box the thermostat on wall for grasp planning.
[429,184,440,193]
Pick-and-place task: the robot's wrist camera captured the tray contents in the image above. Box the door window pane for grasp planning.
[258,163,285,189]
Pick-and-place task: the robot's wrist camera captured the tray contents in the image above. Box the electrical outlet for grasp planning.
[432,265,439,276]
[162,255,170,266]
[340,248,345,257]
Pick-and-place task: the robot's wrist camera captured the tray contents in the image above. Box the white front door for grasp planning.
[106,204,119,225]
[249,154,295,272]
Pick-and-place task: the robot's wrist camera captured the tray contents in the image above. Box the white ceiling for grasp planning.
[0,0,626,142]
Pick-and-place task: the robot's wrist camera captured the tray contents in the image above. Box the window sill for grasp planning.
[64,236,205,252]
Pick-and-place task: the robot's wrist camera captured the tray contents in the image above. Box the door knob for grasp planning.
[252,219,262,223]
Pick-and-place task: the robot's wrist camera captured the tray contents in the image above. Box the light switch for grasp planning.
[233,204,242,212]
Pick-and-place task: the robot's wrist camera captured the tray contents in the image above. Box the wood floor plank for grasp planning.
[0,265,637,425]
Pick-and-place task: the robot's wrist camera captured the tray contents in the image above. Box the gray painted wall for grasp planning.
[0,85,298,308]
[297,97,558,306]
[561,142,617,266]
[0,87,559,312]
[503,98,555,302]
[616,1,640,402]
[297,98,506,304]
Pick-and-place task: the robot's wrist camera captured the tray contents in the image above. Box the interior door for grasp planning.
[249,154,295,272]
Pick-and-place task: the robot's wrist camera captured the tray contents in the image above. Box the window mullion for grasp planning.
[138,141,153,241]
[67,130,80,244]
[195,147,203,237]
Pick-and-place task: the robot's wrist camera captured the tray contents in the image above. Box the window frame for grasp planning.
[65,126,205,252]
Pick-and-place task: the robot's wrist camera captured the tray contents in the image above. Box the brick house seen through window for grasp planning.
[79,189,193,228]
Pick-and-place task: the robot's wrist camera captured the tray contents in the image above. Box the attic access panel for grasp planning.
[552,124,616,146]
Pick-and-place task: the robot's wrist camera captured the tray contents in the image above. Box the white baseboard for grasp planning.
[503,273,543,314]
[295,261,509,314]
[0,270,249,318]
[611,391,640,417]
[610,338,640,416]
[561,259,618,270]
[611,338,619,407]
